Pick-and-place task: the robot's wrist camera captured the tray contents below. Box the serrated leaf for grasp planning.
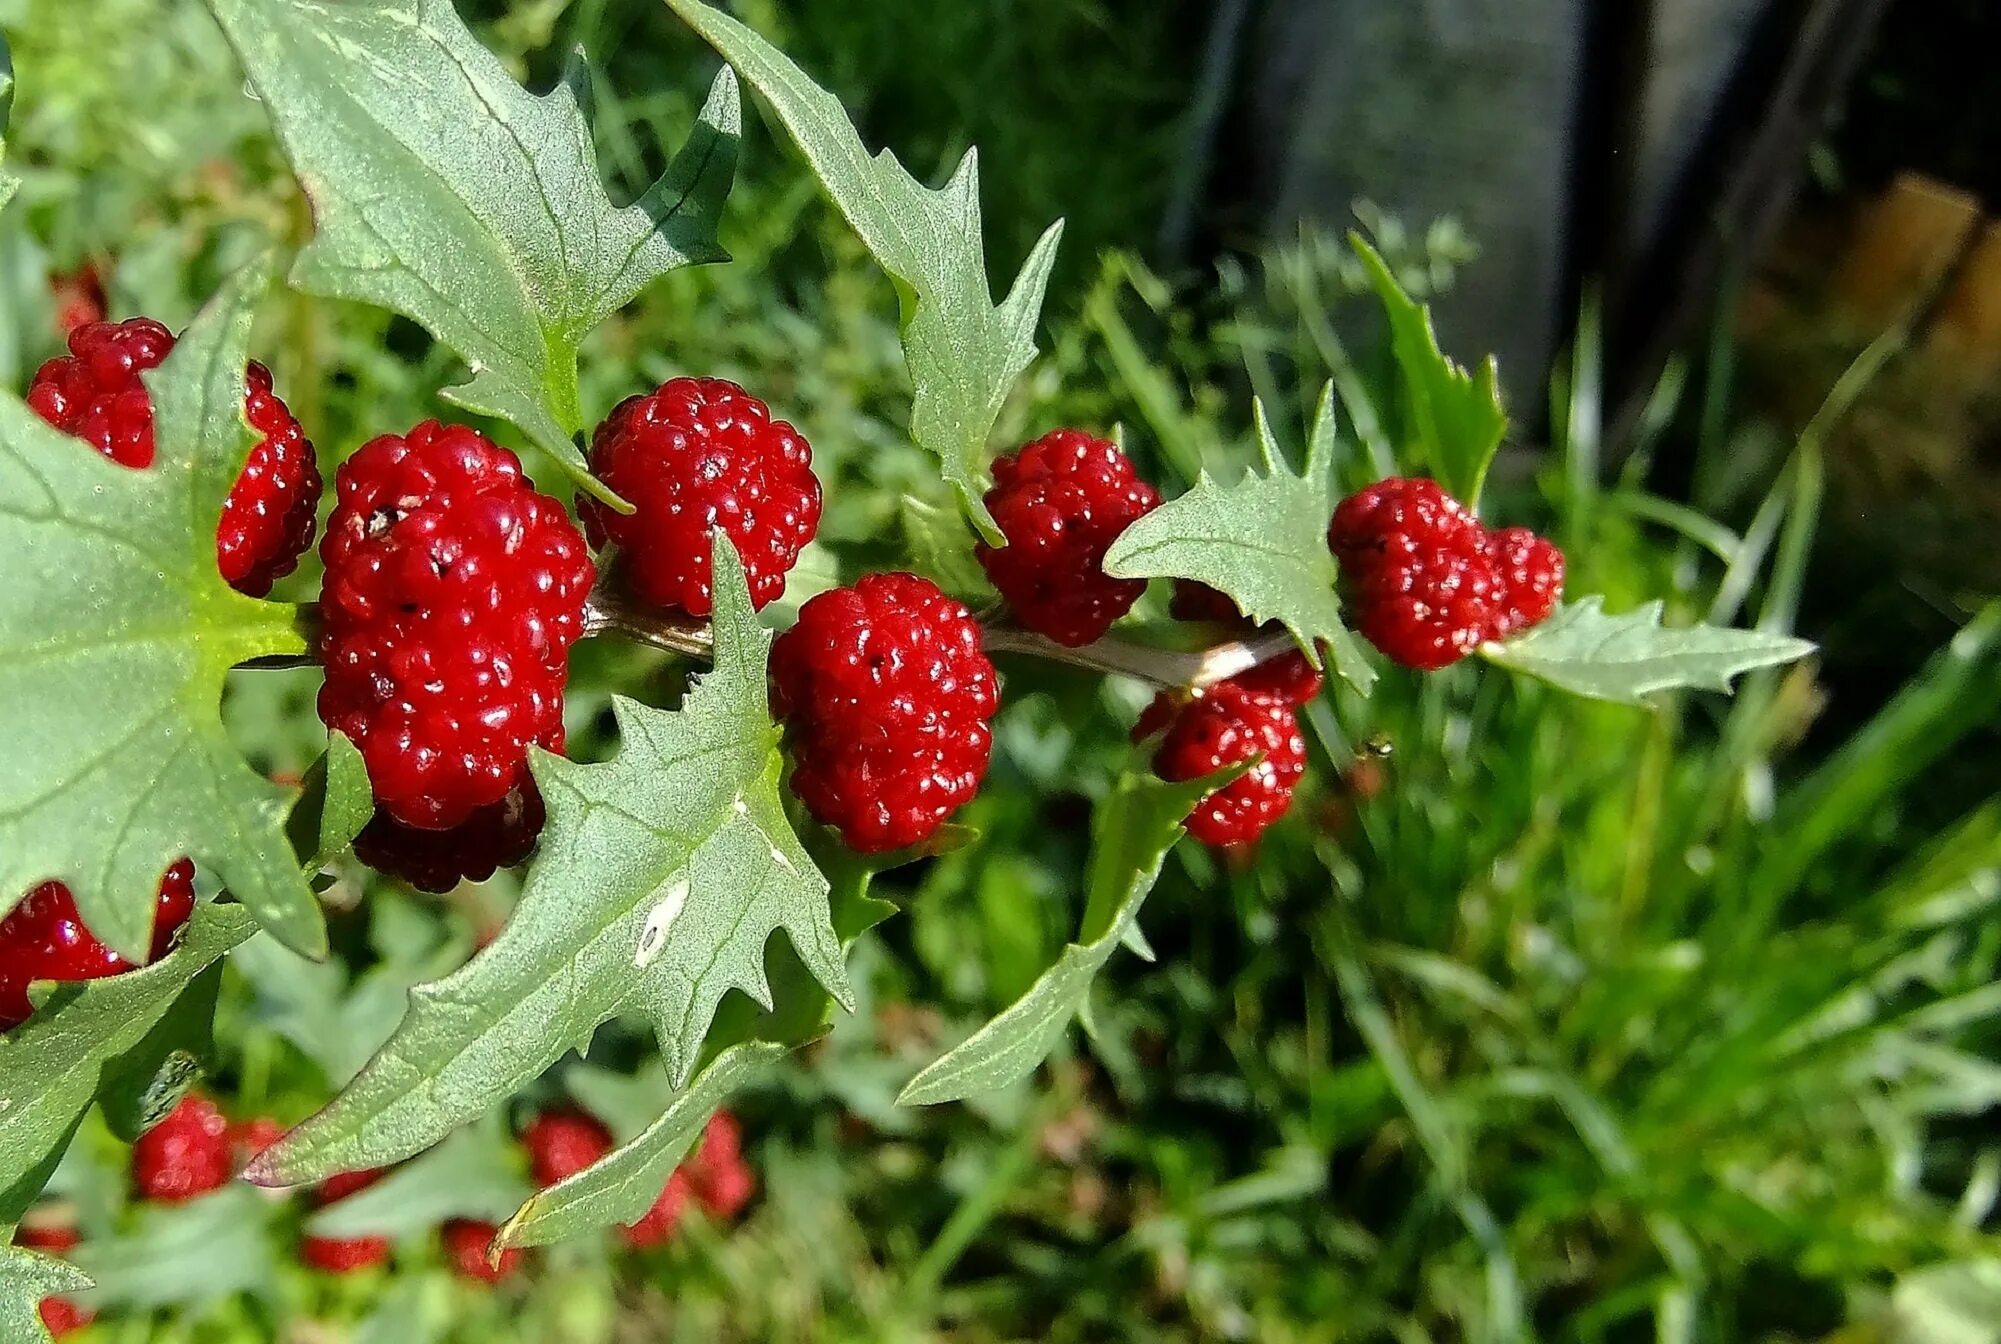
[670,0,1061,537]
[1104,387,1376,694]
[0,1246,91,1344]
[1352,236,1507,506]
[1480,596,1815,705]
[96,959,225,1141]
[308,1120,528,1239]
[0,35,18,213]
[250,537,847,1186]
[498,1038,782,1250]
[898,769,1227,1106]
[287,733,372,870]
[0,906,258,1213]
[72,1186,277,1312]
[206,0,740,495]
[498,830,909,1249]
[0,261,321,959]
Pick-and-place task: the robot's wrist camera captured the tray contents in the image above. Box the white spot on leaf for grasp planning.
[635,876,690,969]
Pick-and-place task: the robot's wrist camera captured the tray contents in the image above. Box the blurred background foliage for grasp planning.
[3,0,2000,1340]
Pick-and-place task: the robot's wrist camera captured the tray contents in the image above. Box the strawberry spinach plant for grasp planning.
[0,2,1816,1335]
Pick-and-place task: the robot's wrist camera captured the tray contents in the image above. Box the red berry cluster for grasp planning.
[0,865,195,1030]
[27,317,323,598]
[317,422,595,872]
[1329,477,1563,670]
[1136,656,1320,849]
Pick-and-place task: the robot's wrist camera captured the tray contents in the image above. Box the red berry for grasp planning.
[976,430,1160,647]
[1227,651,1323,706]
[39,1298,93,1336]
[1485,527,1565,639]
[1328,477,1500,670]
[621,1170,690,1250]
[231,1117,286,1170]
[352,786,546,893]
[0,864,196,1030]
[1169,580,1246,626]
[580,378,821,618]
[442,1219,522,1283]
[301,1168,391,1275]
[15,1222,80,1256]
[26,317,322,597]
[682,1110,754,1220]
[317,423,594,831]
[131,1094,233,1203]
[1144,684,1307,847]
[772,573,998,853]
[524,1109,612,1188]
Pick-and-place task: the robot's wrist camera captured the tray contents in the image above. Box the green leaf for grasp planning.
[901,495,994,603]
[0,906,258,1214]
[1481,596,1816,705]
[0,1246,91,1344]
[72,1186,277,1312]
[0,35,18,213]
[496,829,909,1249]
[1352,236,1507,506]
[0,261,322,960]
[498,1038,783,1250]
[95,960,226,1142]
[1103,387,1376,694]
[669,0,1062,538]
[307,1120,529,1239]
[205,0,741,497]
[229,935,417,1087]
[287,733,373,870]
[897,769,1228,1106]
[249,537,848,1186]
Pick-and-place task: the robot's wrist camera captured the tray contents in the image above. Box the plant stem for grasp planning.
[240,595,1305,692]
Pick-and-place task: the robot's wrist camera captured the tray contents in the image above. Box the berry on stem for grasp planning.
[318,422,594,832]
[131,1094,233,1203]
[580,377,820,618]
[772,573,998,853]
[352,786,546,893]
[977,430,1160,647]
[443,1219,522,1283]
[524,1109,612,1188]
[1142,683,1307,848]
[0,864,196,1030]
[1328,477,1566,668]
[26,317,322,597]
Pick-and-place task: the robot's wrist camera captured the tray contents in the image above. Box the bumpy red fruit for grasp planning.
[39,1298,93,1337]
[300,1168,391,1274]
[1328,476,1501,670]
[622,1170,690,1250]
[0,864,196,1030]
[132,1094,233,1203]
[580,378,820,618]
[772,573,998,853]
[976,430,1160,647]
[524,1109,612,1188]
[318,423,594,831]
[1228,651,1324,706]
[1169,580,1246,626]
[443,1219,522,1283]
[1144,684,1307,847]
[26,317,322,597]
[1485,526,1565,639]
[353,786,546,893]
[684,1110,754,1220]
